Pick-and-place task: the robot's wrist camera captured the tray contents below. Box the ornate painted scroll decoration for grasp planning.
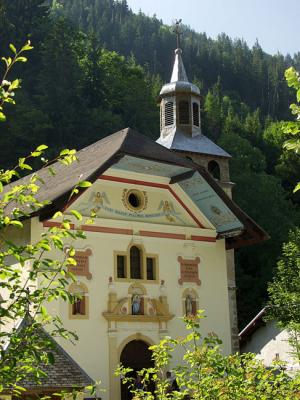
[178,256,201,286]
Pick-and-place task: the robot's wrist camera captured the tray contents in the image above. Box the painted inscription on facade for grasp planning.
[178,256,201,285]
[179,173,243,233]
[68,248,92,280]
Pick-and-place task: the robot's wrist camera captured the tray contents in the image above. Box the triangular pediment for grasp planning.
[68,173,206,228]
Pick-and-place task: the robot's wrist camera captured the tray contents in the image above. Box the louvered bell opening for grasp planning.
[164,101,174,126]
[179,101,190,124]
[193,102,200,126]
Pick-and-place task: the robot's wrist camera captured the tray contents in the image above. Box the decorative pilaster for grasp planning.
[226,249,239,352]
[108,334,120,400]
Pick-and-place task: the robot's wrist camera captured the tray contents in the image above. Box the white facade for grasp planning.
[35,167,232,400]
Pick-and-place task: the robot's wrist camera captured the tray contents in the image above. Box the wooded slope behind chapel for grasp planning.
[0,0,299,329]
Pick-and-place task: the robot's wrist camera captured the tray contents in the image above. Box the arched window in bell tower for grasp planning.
[208,160,221,180]
[164,101,174,126]
[192,102,200,126]
[178,100,190,124]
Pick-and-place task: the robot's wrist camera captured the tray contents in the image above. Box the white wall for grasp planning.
[241,321,300,373]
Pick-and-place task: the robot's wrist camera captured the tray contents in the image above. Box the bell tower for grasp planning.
[157,22,239,352]
[159,47,202,140]
[157,34,233,197]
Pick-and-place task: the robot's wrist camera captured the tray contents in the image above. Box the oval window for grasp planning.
[124,189,146,212]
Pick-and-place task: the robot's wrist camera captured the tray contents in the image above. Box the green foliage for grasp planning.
[218,122,299,328]
[0,143,94,393]
[116,312,300,399]
[267,228,300,362]
[0,44,95,394]
[282,67,300,192]
[54,0,296,120]
[0,41,33,121]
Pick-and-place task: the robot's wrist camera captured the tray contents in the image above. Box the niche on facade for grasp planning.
[103,281,173,323]
[66,248,92,280]
[129,282,147,315]
[178,256,201,286]
[182,288,199,316]
[69,282,89,320]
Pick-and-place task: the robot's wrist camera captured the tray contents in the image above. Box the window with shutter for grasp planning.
[165,101,174,126]
[179,101,190,124]
[193,102,199,126]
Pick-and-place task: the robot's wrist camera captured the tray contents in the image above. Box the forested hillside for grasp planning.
[0,0,299,329]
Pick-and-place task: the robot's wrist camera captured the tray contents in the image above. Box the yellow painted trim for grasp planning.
[122,188,148,212]
[128,282,147,295]
[182,287,199,299]
[108,335,119,400]
[102,313,174,322]
[69,281,88,294]
[117,333,155,360]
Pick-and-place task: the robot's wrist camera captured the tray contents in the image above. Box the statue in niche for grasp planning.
[132,294,141,315]
[185,295,193,316]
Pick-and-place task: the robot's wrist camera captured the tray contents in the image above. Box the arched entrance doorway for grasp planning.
[120,340,154,400]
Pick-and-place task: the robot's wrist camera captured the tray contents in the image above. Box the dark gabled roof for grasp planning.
[15,319,94,391]
[3,127,269,249]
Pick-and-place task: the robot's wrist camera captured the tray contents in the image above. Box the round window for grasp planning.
[124,189,146,212]
[128,192,140,208]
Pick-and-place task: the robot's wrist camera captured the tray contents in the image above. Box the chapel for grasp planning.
[2,41,268,400]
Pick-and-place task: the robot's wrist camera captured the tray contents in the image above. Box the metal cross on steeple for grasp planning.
[172,19,183,49]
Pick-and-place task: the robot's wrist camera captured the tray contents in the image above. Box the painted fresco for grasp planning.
[69,178,199,227]
[179,172,243,233]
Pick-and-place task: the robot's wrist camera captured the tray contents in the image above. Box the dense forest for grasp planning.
[0,0,299,329]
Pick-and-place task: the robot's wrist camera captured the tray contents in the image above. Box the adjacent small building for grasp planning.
[239,308,300,374]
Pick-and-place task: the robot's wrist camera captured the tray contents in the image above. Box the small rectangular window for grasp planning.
[117,255,126,278]
[146,257,155,280]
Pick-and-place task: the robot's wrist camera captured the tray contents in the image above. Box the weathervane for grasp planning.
[172,19,183,49]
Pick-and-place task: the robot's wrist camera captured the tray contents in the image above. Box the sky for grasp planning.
[126,0,299,56]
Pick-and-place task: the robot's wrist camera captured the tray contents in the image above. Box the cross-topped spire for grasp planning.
[172,19,183,49]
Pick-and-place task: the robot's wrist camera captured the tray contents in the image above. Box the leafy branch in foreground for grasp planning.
[282,67,300,192]
[0,143,93,394]
[116,311,300,399]
[0,41,33,122]
[267,228,300,364]
[0,40,97,395]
